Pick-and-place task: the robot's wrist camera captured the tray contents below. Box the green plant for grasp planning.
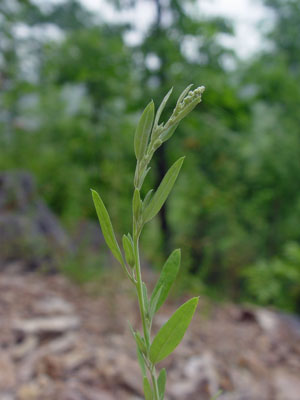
[243,242,300,313]
[91,85,205,399]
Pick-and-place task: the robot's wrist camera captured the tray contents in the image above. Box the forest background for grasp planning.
[1,0,300,313]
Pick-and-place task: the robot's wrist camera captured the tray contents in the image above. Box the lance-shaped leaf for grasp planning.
[139,166,151,188]
[143,189,154,210]
[137,347,146,377]
[135,331,147,355]
[143,377,153,400]
[133,188,142,221]
[128,323,147,355]
[150,249,181,314]
[158,368,167,400]
[134,101,155,160]
[176,84,193,107]
[142,282,150,317]
[91,189,123,265]
[149,286,162,320]
[154,87,173,129]
[143,157,185,223]
[122,234,135,268]
[160,123,178,143]
[150,297,199,364]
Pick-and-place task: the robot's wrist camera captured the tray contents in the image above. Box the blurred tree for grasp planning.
[0,0,42,141]
[1,0,300,311]
[264,0,300,68]
[110,0,241,260]
[239,0,300,258]
[0,0,137,231]
[243,242,300,312]
[40,23,137,228]
[224,0,300,308]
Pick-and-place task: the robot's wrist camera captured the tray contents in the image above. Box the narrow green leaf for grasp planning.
[128,323,147,355]
[140,166,151,187]
[134,101,155,160]
[176,84,193,106]
[91,189,123,264]
[133,188,142,220]
[142,282,149,316]
[157,368,167,400]
[143,189,154,210]
[150,249,181,314]
[127,232,133,244]
[149,286,162,320]
[143,377,153,400]
[154,87,173,128]
[128,321,136,339]
[160,123,179,143]
[143,157,185,223]
[122,234,135,268]
[135,331,147,355]
[137,346,146,377]
[150,297,199,364]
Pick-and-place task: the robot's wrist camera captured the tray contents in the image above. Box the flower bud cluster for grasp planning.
[170,86,205,123]
[135,85,205,189]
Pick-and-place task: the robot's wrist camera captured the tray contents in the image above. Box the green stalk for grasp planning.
[133,218,160,399]
[150,366,160,400]
[93,85,205,400]
[133,232,150,348]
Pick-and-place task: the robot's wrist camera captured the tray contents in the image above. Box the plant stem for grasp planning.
[121,259,136,284]
[133,232,150,347]
[150,365,160,400]
[133,218,160,399]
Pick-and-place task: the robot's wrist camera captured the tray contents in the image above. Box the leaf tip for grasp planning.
[90,188,97,198]
[173,248,181,263]
[193,296,200,306]
[178,156,186,167]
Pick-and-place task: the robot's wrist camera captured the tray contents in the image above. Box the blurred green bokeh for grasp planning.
[1,0,300,313]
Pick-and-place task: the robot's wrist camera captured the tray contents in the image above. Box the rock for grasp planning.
[238,351,269,377]
[13,315,80,335]
[0,170,35,210]
[228,367,270,400]
[116,355,144,395]
[56,347,94,373]
[273,369,300,400]
[12,335,38,360]
[34,296,74,315]
[0,170,70,271]
[0,394,15,400]
[18,382,41,400]
[255,309,279,334]
[72,220,105,253]
[62,382,115,400]
[95,347,143,396]
[43,332,77,354]
[169,352,219,398]
[0,352,16,390]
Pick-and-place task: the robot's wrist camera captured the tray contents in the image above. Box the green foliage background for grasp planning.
[1,0,300,313]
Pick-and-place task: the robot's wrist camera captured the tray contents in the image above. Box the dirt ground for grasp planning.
[0,267,299,400]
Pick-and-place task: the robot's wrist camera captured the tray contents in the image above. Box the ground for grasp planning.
[0,267,299,400]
